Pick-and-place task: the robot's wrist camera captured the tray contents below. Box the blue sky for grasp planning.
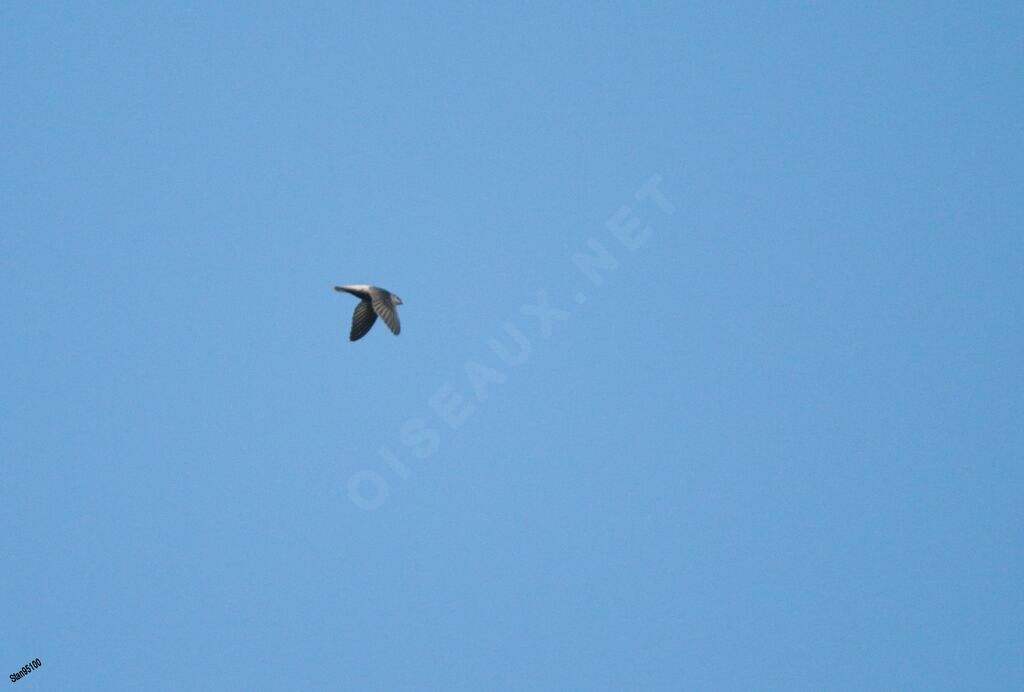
[2,2,1022,690]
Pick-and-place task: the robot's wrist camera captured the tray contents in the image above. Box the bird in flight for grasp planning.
[334,285,403,341]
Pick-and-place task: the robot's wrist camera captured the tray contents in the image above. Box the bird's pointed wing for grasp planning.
[336,285,372,300]
[350,300,378,341]
[372,296,401,335]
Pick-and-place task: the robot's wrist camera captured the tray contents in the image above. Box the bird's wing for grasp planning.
[372,296,401,335]
[350,300,378,341]
[335,285,371,300]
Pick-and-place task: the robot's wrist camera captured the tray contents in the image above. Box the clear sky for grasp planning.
[2,3,1022,690]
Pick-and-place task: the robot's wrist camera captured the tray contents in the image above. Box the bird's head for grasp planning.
[392,295,403,305]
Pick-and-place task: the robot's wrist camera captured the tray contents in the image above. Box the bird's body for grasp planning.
[335,285,403,341]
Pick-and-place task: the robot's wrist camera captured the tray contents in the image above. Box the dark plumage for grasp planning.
[334,285,403,341]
